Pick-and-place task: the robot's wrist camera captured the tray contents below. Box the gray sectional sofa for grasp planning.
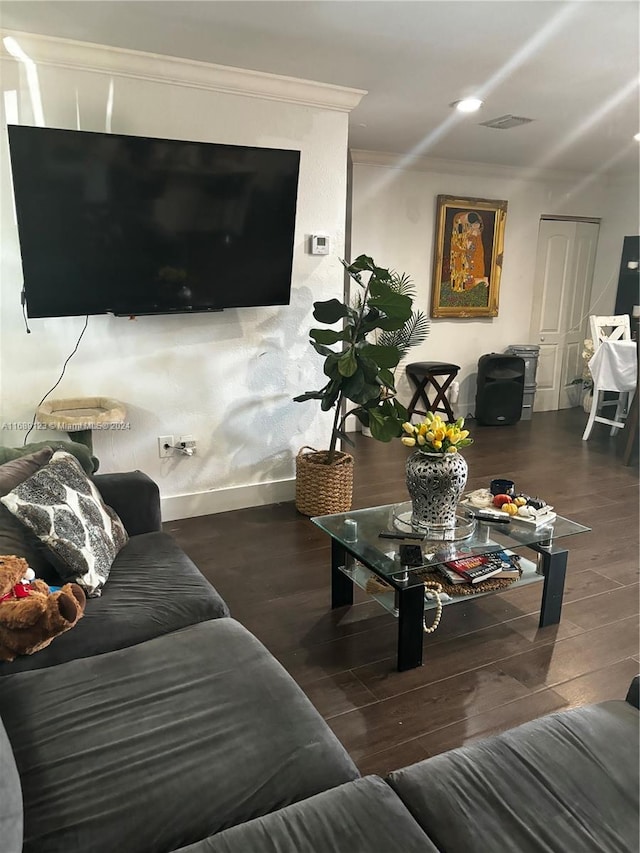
[0,472,229,675]
[1,471,638,853]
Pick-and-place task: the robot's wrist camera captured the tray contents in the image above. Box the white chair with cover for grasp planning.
[582,315,637,440]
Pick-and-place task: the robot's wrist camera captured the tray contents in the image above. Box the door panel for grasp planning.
[558,223,599,408]
[536,345,558,394]
[530,219,599,411]
[540,235,570,334]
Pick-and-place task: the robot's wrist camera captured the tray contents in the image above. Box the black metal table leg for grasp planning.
[536,545,568,627]
[397,584,425,671]
[331,539,354,609]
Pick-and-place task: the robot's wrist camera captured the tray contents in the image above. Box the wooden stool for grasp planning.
[406,362,460,423]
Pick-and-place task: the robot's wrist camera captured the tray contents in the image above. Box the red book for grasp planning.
[444,555,503,584]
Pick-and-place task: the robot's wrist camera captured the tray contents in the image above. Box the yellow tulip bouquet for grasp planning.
[401,412,473,454]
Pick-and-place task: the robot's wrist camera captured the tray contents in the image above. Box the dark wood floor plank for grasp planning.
[274,596,522,686]
[561,541,639,574]
[416,687,569,758]
[594,558,640,587]
[327,663,531,761]
[274,621,399,685]
[498,615,639,690]
[474,567,624,618]
[561,583,639,629]
[167,408,638,768]
[303,670,378,719]
[237,590,393,656]
[552,658,640,707]
[356,739,430,777]
[272,586,559,685]
[352,616,584,701]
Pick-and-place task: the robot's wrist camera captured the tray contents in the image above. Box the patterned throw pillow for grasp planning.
[0,451,128,596]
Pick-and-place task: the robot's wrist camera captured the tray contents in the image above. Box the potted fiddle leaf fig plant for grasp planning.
[358,268,430,438]
[293,254,429,516]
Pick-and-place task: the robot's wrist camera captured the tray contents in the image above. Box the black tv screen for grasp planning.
[8,125,300,317]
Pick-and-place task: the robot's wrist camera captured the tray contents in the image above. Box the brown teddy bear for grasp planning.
[0,555,86,662]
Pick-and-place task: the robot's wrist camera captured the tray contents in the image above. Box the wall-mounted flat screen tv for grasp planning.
[8,125,301,318]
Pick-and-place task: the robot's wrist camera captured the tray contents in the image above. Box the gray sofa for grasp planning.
[0,471,638,853]
[0,472,229,675]
[176,684,640,853]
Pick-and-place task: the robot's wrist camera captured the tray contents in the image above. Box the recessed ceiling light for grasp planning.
[451,97,484,113]
[635,132,640,141]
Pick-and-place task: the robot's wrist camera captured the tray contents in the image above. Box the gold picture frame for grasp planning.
[430,195,508,318]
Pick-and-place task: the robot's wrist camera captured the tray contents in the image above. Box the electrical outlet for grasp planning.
[178,434,196,453]
[158,435,174,458]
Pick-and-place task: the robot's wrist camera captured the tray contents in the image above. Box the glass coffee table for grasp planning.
[312,502,590,671]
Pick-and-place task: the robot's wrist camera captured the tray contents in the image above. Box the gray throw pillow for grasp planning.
[0,447,61,583]
[0,451,128,596]
[0,447,55,493]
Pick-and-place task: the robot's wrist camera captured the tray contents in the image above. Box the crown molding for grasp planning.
[0,29,366,113]
[349,148,614,185]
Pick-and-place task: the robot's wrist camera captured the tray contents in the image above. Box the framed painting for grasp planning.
[430,195,508,318]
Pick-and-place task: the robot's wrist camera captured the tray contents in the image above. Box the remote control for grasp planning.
[399,544,424,567]
[379,531,425,541]
[470,510,511,524]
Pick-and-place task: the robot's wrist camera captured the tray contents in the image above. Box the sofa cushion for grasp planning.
[174,776,438,853]
[0,530,229,674]
[0,717,22,853]
[0,451,128,595]
[388,700,640,853]
[0,618,359,853]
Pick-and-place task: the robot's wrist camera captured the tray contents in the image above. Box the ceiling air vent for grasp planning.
[479,114,534,130]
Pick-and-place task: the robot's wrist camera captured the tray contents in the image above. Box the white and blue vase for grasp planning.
[405,450,468,533]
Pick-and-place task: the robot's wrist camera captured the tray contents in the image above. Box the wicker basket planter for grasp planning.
[295,446,354,516]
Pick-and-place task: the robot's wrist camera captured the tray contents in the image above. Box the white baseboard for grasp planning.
[161,478,295,521]
[404,399,476,423]
[161,401,477,522]
[456,398,476,420]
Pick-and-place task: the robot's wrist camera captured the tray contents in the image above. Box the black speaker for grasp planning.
[475,354,526,425]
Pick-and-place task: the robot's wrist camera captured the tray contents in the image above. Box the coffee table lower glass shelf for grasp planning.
[340,552,540,618]
[312,501,590,671]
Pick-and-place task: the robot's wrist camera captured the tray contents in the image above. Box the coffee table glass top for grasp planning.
[312,501,590,589]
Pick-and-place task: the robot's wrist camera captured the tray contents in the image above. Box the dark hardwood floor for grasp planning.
[166,408,639,777]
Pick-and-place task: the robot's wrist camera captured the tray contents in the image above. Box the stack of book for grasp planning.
[436,551,522,585]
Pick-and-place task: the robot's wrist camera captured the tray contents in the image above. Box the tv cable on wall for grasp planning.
[21,288,31,334]
[22,316,89,445]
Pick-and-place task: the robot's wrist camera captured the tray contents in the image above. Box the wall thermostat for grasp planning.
[310,234,330,255]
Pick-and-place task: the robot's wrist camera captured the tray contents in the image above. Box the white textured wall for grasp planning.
[0,34,361,518]
[350,154,639,416]
[589,177,640,316]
